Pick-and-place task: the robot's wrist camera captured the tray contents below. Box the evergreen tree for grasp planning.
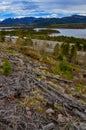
[0,31,5,42]
[61,43,70,61]
[70,45,77,63]
[54,43,59,56]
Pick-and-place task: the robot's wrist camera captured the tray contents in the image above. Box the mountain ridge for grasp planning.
[0,15,86,27]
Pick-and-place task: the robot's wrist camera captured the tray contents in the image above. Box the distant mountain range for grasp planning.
[0,15,86,28]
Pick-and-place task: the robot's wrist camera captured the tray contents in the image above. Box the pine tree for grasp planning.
[54,43,59,56]
[70,45,77,63]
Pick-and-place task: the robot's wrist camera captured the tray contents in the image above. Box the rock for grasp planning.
[19,59,24,67]
[26,107,30,111]
[8,95,15,101]
[46,108,54,115]
[79,123,86,130]
[0,61,3,67]
[14,88,22,98]
[57,114,69,123]
[26,107,32,116]
[27,111,32,116]
[0,83,3,88]
[42,123,55,130]
[84,109,86,113]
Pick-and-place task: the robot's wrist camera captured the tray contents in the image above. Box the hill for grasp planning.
[0,15,86,28]
[0,28,86,129]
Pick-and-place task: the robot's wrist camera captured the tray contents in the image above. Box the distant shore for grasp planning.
[0,23,86,29]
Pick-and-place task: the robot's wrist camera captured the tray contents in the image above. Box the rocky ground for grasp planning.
[0,41,86,130]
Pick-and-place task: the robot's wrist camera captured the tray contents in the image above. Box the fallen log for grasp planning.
[35,72,73,84]
[27,72,86,120]
[42,123,55,130]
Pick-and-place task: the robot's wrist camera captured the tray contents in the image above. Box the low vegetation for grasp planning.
[2,60,12,75]
[0,28,86,130]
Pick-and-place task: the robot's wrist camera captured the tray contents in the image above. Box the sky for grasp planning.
[0,0,86,20]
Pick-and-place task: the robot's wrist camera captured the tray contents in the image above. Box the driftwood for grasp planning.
[27,72,86,120]
[73,94,86,100]
[0,74,47,130]
[0,69,86,130]
[35,72,73,84]
[42,123,55,130]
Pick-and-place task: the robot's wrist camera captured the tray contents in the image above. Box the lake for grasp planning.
[35,28,86,39]
[0,27,86,39]
[50,29,86,39]
[0,26,19,31]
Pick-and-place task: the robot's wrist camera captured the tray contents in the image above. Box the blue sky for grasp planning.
[0,0,86,20]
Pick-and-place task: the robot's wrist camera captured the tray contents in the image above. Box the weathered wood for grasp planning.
[42,123,55,130]
[27,72,86,120]
[0,69,86,130]
[73,109,86,120]
[35,72,73,84]
[73,94,86,100]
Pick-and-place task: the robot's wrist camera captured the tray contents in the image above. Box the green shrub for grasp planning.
[76,82,85,93]
[3,60,12,75]
[53,66,59,74]
[53,60,73,79]
[59,60,72,72]
[62,71,73,79]
[57,53,63,61]
[42,56,55,65]
[22,37,33,46]
[58,61,73,79]
[22,49,40,60]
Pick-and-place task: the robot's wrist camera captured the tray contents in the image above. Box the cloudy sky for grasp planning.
[0,0,86,20]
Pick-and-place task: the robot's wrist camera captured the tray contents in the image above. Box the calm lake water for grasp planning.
[49,29,86,39]
[0,27,86,39]
[0,27,18,31]
[35,28,86,39]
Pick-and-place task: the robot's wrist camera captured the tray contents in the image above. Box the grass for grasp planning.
[76,82,86,94]
[62,71,73,79]
[53,66,60,74]
[20,47,40,60]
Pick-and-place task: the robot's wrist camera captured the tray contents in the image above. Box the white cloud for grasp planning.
[0,0,86,19]
[78,13,86,16]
